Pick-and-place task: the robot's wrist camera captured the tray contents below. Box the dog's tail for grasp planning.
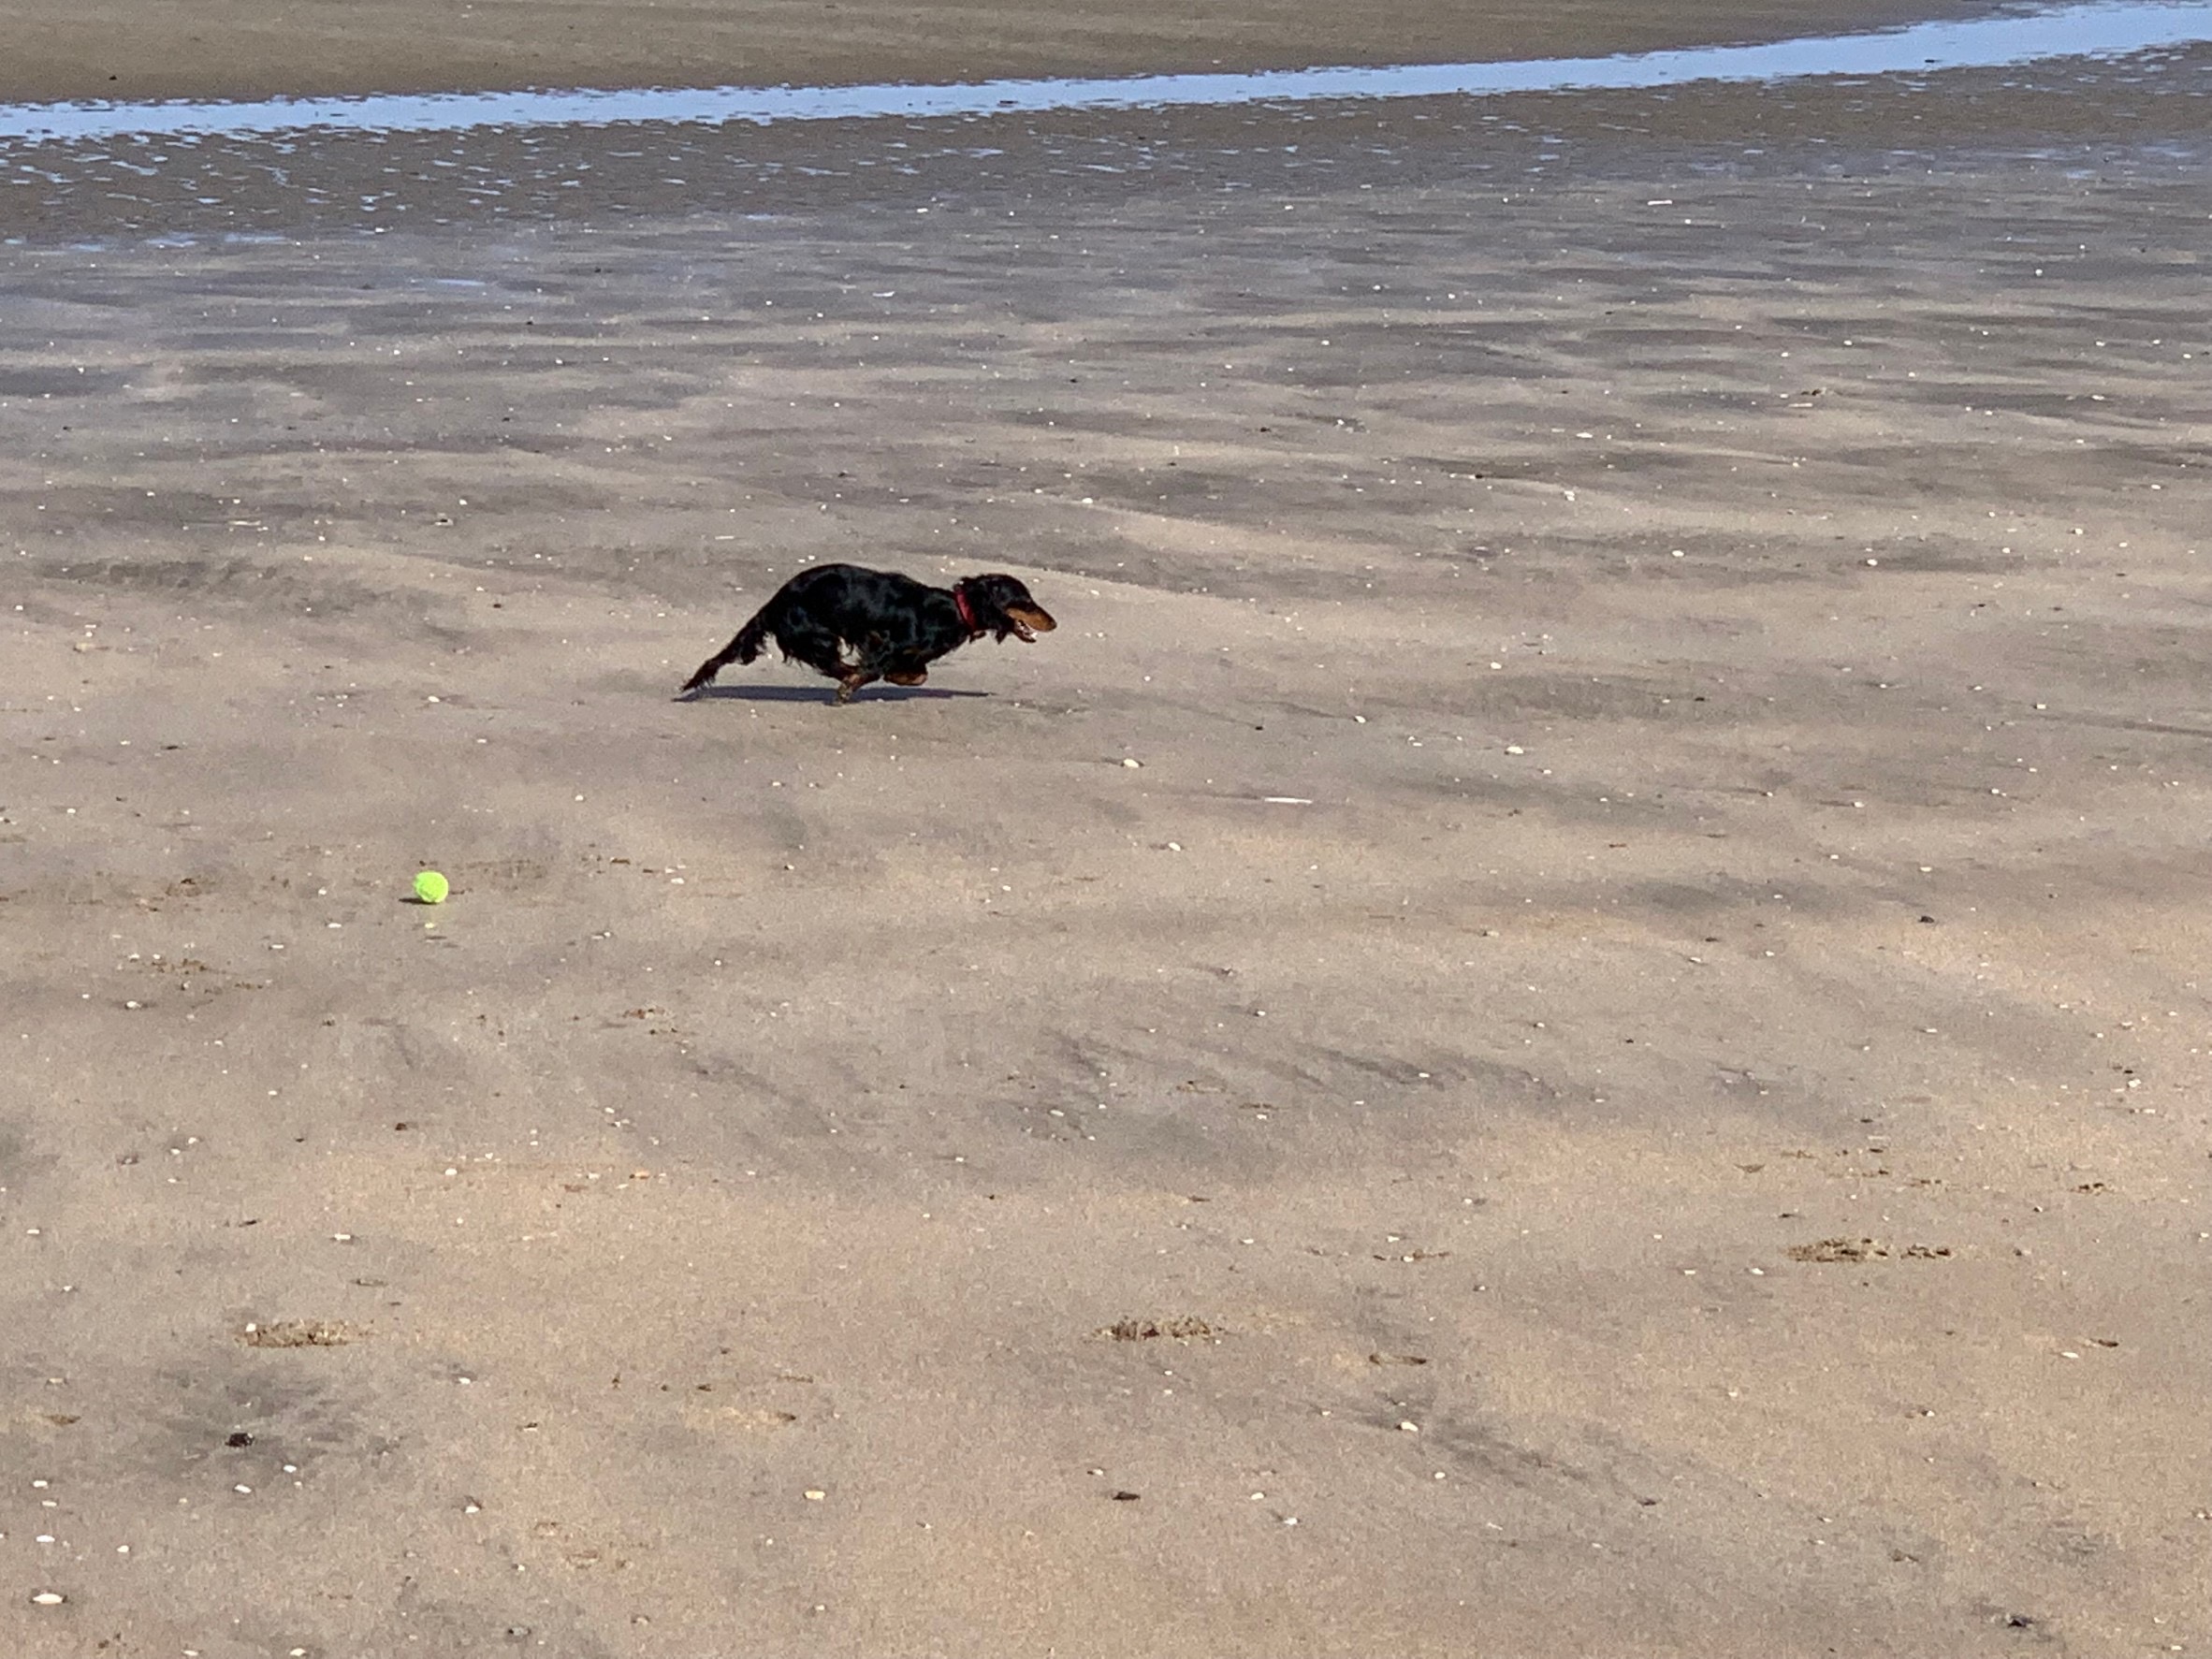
[680,605,774,693]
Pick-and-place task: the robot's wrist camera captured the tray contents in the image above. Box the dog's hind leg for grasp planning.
[771,618,847,674]
[768,617,878,704]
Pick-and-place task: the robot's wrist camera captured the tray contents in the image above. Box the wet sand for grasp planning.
[0,0,1995,104]
[6,24,2212,1659]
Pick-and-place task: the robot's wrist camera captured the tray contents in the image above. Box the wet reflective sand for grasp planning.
[7,3,2209,142]
[0,0,2016,103]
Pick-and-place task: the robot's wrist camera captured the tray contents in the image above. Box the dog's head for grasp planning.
[957,574,1057,643]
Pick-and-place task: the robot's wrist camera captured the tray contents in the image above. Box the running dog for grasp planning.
[681,562,1056,704]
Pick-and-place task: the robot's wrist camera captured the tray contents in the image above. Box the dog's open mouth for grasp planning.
[1006,604,1056,643]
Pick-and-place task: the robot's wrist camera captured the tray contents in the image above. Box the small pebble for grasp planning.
[1121,757,1142,768]
[1504,745,1525,755]
[32,1592,65,1606]
[804,1490,825,1502]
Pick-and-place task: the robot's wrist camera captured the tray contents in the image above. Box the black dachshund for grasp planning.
[681,563,1056,704]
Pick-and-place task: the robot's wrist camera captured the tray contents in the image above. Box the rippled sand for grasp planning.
[4,23,2211,1659]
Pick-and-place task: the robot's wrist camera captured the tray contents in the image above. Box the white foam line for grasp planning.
[2,2,2207,143]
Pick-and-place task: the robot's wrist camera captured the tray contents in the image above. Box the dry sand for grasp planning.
[5,22,2212,1659]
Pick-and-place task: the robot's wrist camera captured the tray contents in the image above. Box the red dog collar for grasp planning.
[953,583,979,634]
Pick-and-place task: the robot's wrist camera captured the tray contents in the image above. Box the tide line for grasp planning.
[1,2,2208,143]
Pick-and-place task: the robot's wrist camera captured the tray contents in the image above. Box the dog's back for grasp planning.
[785,562,933,618]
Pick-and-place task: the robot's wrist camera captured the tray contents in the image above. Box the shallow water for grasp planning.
[2,0,2209,142]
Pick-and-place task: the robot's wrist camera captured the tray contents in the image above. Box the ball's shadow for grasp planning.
[675,683,989,705]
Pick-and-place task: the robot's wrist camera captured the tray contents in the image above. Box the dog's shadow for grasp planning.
[676,683,990,705]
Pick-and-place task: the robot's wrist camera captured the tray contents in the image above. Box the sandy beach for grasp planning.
[0,0,1994,103]
[5,7,2212,1657]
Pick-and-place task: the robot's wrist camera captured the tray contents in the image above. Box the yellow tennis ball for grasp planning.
[414,870,450,905]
